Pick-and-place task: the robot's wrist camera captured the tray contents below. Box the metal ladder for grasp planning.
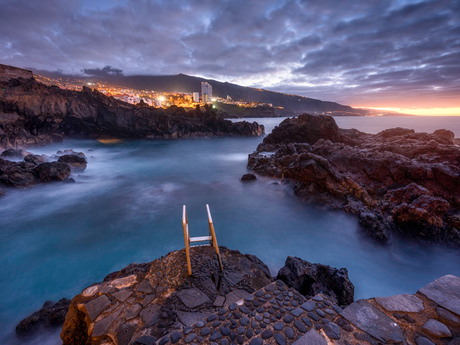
[182,204,223,276]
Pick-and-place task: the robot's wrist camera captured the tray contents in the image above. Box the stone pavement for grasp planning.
[139,275,460,345]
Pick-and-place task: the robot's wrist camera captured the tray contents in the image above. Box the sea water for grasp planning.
[1,116,459,344]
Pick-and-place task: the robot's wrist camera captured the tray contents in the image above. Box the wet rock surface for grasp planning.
[0,78,264,150]
[15,298,71,338]
[276,256,354,307]
[0,148,88,196]
[247,114,460,245]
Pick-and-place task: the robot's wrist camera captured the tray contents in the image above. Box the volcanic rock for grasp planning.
[0,157,36,187]
[0,77,264,149]
[276,256,354,306]
[16,298,71,338]
[58,154,87,172]
[0,148,32,159]
[60,246,271,345]
[248,113,460,245]
[33,162,71,182]
[241,173,257,181]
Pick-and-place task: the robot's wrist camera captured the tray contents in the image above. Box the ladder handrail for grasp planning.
[182,204,223,276]
[206,204,223,272]
[182,205,192,275]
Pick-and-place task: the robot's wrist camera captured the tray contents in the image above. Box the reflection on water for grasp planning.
[1,116,459,344]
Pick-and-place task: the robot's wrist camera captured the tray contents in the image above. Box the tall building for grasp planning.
[201,82,212,103]
[192,92,200,103]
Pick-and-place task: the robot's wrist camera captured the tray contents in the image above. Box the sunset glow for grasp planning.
[357,107,460,116]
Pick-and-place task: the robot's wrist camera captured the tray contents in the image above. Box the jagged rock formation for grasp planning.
[60,246,272,345]
[248,114,460,245]
[276,256,354,307]
[16,298,71,338]
[0,149,86,192]
[0,77,264,149]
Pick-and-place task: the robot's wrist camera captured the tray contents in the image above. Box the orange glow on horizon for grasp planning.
[354,106,460,116]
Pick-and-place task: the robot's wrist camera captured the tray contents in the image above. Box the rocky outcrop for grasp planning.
[0,77,264,149]
[58,154,88,172]
[0,149,85,193]
[57,251,460,345]
[60,246,272,345]
[241,173,257,181]
[16,298,71,338]
[248,114,460,245]
[276,256,354,307]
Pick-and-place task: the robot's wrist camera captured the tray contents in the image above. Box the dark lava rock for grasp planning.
[433,129,455,144]
[16,298,71,338]
[33,162,71,182]
[248,113,460,246]
[58,154,87,172]
[1,148,32,159]
[262,114,341,145]
[276,256,354,306]
[24,154,47,165]
[241,173,257,181]
[0,157,36,187]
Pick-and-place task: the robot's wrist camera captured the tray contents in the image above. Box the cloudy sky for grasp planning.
[1,0,459,114]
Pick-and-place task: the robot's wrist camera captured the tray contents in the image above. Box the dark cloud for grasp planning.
[0,0,459,108]
[82,66,123,77]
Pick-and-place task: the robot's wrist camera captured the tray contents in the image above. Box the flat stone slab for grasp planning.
[113,290,133,302]
[224,289,252,306]
[375,294,424,312]
[201,278,218,294]
[341,299,406,344]
[85,295,111,321]
[176,311,210,327]
[111,275,137,289]
[92,306,123,337]
[140,304,160,327]
[213,295,225,307]
[419,275,460,316]
[422,318,452,338]
[293,328,327,345]
[177,288,210,309]
[125,303,142,320]
[223,271,244,287]
[137,279,153,293]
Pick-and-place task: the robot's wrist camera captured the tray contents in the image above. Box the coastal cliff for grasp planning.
[0,75,264,150]
[248,114,460,245]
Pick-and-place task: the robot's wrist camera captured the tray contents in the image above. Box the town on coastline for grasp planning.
[35,73,279,112]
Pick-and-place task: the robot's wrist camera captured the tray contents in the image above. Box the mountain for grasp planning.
[32,69,368,116]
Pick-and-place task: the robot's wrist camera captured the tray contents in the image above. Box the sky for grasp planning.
[1,0,459,115]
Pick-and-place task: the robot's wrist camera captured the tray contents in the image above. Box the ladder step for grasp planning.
[190,236,212,242]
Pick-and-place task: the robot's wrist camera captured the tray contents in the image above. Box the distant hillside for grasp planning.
[33,70,368,116]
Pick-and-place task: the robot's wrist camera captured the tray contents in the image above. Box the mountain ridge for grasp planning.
[32,69,368,116]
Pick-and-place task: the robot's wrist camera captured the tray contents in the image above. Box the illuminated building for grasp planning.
[201,82,212,103]
[193,92,200,103]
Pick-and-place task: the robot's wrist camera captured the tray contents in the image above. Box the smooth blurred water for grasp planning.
[1,116,459,344]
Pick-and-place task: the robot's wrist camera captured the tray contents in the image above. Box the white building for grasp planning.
[193,92,200,103]
[201,82,212,103]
